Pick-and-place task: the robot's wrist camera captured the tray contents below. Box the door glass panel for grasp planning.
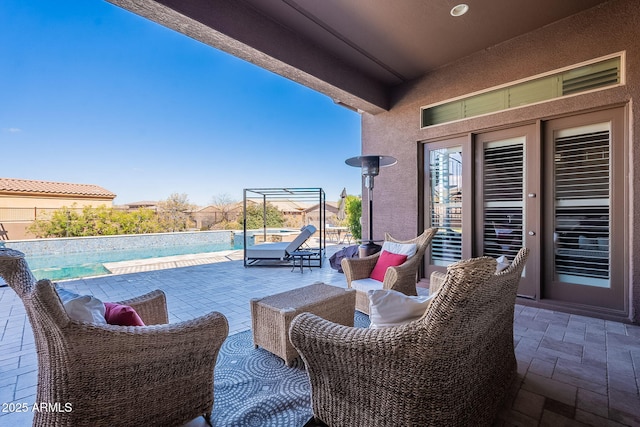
[553,124,610,287]
[482,138,524,260]
[429,147,462,266]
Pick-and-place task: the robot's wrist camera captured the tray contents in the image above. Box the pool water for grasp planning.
[33,263,112,281]
[26,241,237,281]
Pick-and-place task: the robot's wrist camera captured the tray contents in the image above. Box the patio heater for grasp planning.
[345,155,397,258]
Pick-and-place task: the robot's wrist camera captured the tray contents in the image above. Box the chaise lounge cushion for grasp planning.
[245,225,317,260]
[244,242,291,259]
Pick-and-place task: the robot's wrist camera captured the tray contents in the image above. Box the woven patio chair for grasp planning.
[341,228,437,313]
[0,248,228,427]
[291,254,526,427]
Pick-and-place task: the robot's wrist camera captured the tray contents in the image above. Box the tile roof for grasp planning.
[0,178,116,198]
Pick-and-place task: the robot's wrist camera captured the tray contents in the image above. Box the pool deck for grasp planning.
[103,249,245,275]
[0,244,639,426]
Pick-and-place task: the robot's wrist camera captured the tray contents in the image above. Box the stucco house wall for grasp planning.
[0,198,114,241]
[362,0,639,322]
[0,179,116,240]
[0,195,114,209]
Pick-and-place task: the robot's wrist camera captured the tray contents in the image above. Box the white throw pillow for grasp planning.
[381,241,417,259]
[368,289,435,329]
[56,286,107,324]
[496,255,510,272]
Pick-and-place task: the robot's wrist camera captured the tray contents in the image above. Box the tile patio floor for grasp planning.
[0,245,638,426]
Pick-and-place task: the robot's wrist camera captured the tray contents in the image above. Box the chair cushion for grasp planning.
[370,250,408,282]
[368,289,435,329]
[381,241,417,259]
[351,277,384,293]
[104,302,145,326]
[56,286,107,324]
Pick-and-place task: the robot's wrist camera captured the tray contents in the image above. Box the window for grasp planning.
[429,147,463,266]
[553,125,610,287]
[482,138,525,261]
[421,55,622,127]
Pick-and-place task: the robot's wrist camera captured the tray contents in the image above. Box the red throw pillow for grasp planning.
[104,302,145,326]
[369,250,408,282]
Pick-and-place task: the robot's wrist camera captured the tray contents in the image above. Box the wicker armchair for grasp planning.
[341,228,437,313]
[0,248,228,427]
[290,255,526,427]
[429,247,530,296]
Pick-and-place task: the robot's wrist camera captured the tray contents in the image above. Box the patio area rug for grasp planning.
[212,311,369,426]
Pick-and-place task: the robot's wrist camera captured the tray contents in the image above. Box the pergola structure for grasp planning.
[243,187,325,267]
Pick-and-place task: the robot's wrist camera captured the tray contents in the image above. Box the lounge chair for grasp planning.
[0,248,228,427]
[341,228,437,313]
[245,224,317,264]
[290,255,525,426]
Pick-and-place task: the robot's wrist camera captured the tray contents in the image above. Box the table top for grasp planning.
[289,250,315,256]
[255,283,352,308]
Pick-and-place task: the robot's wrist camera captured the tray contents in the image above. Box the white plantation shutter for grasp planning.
[554,125,610,286]
[482,139,524,260]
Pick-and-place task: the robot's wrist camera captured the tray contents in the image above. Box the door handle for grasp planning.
[528,231,536,236]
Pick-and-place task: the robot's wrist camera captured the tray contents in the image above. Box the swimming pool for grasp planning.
[5,228,302,281]
[25,241,238,281]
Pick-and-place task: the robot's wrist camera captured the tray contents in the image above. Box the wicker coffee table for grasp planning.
[250,282,356,366]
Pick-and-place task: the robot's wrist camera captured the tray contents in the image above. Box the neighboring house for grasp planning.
[0,178,116,240]
[267,200,310,217]
[193,200,340,230]
[191,203,243,229]
[109,0,640,323]
[245,200,309,229]
[306,202,339,226]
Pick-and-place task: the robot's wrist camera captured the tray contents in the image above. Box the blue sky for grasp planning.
[0,0,363,206]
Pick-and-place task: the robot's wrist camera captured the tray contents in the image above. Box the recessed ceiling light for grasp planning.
[450,4,469,17]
